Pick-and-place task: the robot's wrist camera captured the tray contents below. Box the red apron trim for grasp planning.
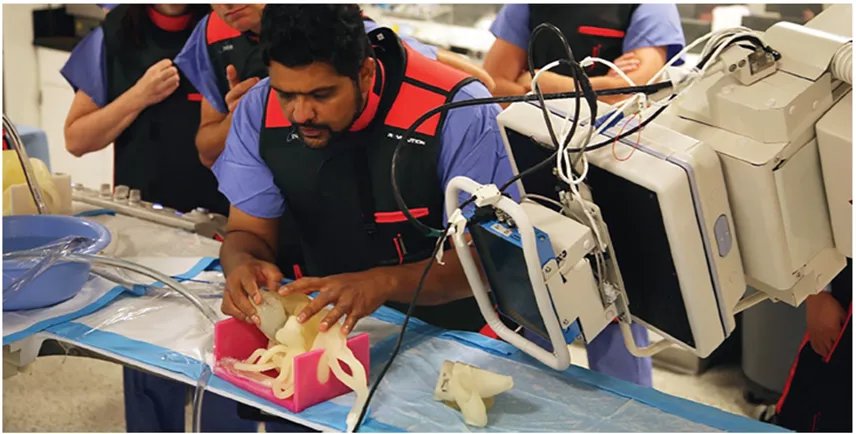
[381,43,470,137]
[147,6,192,32]
[265,88,292,128]
[206,11,241,45]
[823,303,852,363]
[186,93,203,102]
[374,208,429,223]
[578,26,626,38]
[349,61,384,132]
[776,332,812,414]
[384,82,445,136]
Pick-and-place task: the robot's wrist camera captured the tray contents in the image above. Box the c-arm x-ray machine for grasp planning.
[444,6,853,370]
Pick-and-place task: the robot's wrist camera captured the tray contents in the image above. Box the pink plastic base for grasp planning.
[213,318,370,413]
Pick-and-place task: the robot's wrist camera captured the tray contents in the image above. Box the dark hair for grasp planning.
[121,4,211,48]
[261,5,370,81]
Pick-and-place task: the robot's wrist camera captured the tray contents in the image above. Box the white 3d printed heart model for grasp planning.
[434,360,515,427]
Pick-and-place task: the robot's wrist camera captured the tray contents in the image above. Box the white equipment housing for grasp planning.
[497,101,746,358]
[657,17,850,305]
[446,5,851,370]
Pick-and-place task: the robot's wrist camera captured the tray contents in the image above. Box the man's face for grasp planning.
[269,59,373,149]
[211,4,264,32]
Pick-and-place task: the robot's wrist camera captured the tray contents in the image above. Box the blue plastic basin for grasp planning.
[3,215,111,311]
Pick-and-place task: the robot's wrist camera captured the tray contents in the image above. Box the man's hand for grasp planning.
[606,52,641,77]
[132,58,180,107]
[224,64,261,113]
[222,258,284,324]
[805,291,847,358]
[278,269,394,334]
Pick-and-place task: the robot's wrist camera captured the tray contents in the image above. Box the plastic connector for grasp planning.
[472,184,502,208]
[437,208,469,265]
[621,93,647,117]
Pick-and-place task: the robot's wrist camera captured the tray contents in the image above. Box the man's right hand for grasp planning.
[133,59,180,107]
[805,291,847,358]
[224,64,261,113]
[222,258,284,324]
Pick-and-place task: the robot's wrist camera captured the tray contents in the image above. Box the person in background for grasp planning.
[483,4,685,105]
[60,4,251,432]
[481,4,686,387]
[63,4,228,217]
[775,259,851,432]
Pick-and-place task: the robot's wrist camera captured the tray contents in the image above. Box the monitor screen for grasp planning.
[469,220,552,348]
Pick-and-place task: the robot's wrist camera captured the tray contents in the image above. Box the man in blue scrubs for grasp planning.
[214,4,515,338]
[483,4,687,387]
[175,5,447,289]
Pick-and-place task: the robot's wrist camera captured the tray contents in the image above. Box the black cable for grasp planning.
[696,34,778,69]
[352,224,449,431]
[389,82,669,238]
[392,23,611,238]
[574,99,672,153]
[527,24,583,156]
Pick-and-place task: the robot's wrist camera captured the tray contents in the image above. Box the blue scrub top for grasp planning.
[60,27,108,107]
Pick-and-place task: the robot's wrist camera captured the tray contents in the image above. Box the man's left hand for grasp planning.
[278,269,394,334]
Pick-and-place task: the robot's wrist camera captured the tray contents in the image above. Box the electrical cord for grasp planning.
[352,223,450,431]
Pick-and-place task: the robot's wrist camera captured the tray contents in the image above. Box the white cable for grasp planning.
[647,26,755,85]
[699,31,758,75]
[647,32,714,85]
[581,56,637,87]
[645,28,760,110]
[591,94,643,138]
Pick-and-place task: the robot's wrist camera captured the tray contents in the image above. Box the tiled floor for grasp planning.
[3,345,768,432]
